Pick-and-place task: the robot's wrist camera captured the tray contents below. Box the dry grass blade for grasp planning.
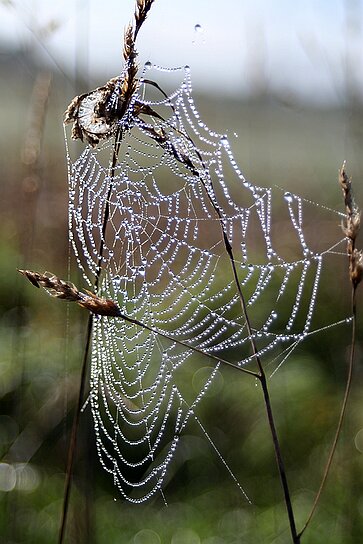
[298,163,361,539]
[123,23,135,62]
[18,269,257,377]
[339,162,363,287]
[122,0,155,102]
[18,269,120,316]
[134,0,156,39]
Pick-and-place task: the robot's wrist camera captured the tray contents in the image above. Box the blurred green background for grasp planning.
[1,1,363,543]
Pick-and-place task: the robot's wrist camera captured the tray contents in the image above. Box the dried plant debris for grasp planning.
[64,0,155,146]
[18,269,121,317]
[64,78,168,147]
[64,78,126,146]
[134,0,155,36]
[339,163,363,288]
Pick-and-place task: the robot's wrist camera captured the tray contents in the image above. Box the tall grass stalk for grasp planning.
[7,71,52,544]
[58,2,153,541]
[298,164,362,538]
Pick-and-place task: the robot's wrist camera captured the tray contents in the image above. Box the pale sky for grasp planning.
[1,0,363,104]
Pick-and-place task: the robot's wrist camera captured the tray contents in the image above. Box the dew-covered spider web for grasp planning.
[65,62,350,503]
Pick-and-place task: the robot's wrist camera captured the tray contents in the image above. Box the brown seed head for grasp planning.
[350,249,363,288]
[18,269,121,317]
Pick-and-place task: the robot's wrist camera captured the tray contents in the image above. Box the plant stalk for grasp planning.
[298,286,356,539]
[58,313,93,544]
[58,129,121,544]
[198,176,299,543]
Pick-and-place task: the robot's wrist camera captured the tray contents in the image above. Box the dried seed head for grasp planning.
[350,249,363,288]
[339,163,363,288]
[134,0,155,37]
[123,23,134,62]
[19,269,82,301]
[19,269,121,317]
[341,214,361,240]
[339,162,360,240]
[78,290,121,317]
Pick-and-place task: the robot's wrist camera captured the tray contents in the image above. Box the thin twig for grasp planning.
[147,113,299,539]
[202,184,299,542]
[298,163,362,538]
[18,268,258,379]
[57,3,159,539]
[20,71,52,261]
[57,127,121,544]
[161,117,300,543]
[7,71,52,544]
[298,288,356,539]
[58,313,93,544]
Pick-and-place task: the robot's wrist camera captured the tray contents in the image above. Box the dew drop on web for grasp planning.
[220,136,229,146]
[192,23,205,45]
[284,191,293,203]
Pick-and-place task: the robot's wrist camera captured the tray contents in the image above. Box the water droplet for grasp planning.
[284,192,293,203]
[220,136,229,146]
[144,61,152,69]
[192,24,205,46]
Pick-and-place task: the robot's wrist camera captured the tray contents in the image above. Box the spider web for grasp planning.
[65,62,349,502]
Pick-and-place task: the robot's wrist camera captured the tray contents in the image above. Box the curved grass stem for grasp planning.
[299,163,360,539]
[196,167,300,543]
[298,286,356,539]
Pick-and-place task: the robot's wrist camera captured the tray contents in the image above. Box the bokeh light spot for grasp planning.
[0,463,16,492]
[354,428,363,453]
[134,529,161,544]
